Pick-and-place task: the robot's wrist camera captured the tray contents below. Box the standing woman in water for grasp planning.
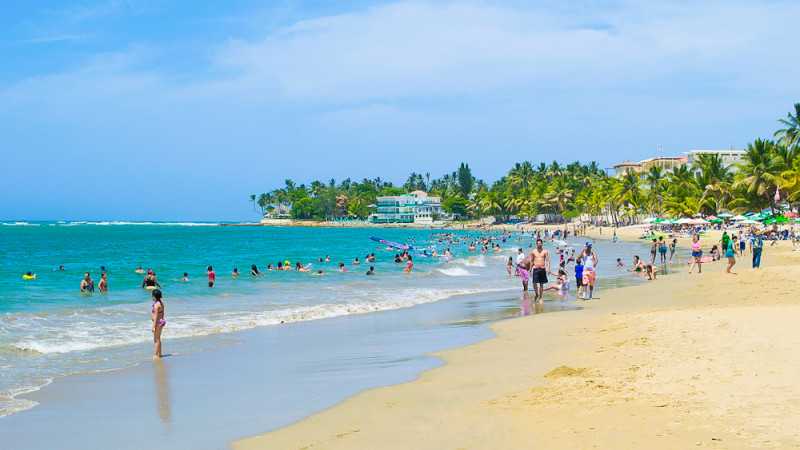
[151,289,165,358]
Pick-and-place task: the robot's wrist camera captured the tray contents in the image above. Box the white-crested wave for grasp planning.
[5,286,502,355]
[455,256,487,267]
[57,221,218,226]
[2,222,38,226]
[436,267,475,277]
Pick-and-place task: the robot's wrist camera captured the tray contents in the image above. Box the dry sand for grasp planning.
[234,231,800,449]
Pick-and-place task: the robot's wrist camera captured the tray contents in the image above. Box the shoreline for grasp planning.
[234,232,800,448]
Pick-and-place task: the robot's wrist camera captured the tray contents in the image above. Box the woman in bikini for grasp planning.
[151,289,165,358]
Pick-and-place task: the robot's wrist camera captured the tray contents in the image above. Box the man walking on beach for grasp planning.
[581,242,598,300]
[530,239,550,304]
[751,233,763,268]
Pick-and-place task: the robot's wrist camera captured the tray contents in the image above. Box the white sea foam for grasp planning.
[6,286,505,355]
[436,267,475,277]
[456,256,487,267]
[2,222,38,226]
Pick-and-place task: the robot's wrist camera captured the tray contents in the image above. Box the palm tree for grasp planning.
[257,193,269,216]
[310,181,326,197]
[249,194,261,215]
[775,103,800,150]
[543,178,573,221]
[733,139,781,212]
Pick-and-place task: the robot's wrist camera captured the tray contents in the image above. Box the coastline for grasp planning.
[234,231,800,448]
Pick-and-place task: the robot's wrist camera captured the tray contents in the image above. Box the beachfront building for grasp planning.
[369,190,445,224]
[612,161,642,177]
[612,157,687,179]
[685,149,747,174]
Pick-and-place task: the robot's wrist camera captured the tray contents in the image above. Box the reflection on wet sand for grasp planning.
[154,360,171,424]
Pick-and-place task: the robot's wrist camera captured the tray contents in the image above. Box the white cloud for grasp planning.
[209,0,800,103]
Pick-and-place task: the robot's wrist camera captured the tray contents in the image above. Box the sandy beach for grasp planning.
[235,229,800,449]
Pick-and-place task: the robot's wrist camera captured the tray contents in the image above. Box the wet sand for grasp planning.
[235,231,800,448]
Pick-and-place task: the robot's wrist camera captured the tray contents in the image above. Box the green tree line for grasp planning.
[250,103,800,223]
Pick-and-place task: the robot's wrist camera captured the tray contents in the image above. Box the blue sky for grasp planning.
[1,0,799,221]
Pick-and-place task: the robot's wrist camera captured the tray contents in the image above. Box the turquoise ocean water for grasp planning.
[0,222,646,420]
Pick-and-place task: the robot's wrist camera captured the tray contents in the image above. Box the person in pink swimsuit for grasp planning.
[688,236,702,274]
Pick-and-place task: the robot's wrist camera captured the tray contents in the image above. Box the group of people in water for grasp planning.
[513,236,598,303]
[22,226,774,359]
[509,226,772,306]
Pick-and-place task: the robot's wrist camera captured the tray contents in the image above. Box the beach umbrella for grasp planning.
[707,215,718,220]
[676,218,693,224]
[731,215,748,221]
[692,218,710,224]
[642,217,657,223]
[717,212,733,217]
[710,218,724,223]
[785,211,798,218]
[740,219,762,225]
[775,216,790,223]
[764,218,777,224]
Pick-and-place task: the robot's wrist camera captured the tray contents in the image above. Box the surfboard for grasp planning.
[370,237,413,250]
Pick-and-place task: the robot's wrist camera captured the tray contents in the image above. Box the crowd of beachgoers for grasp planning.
[18,222,794,359]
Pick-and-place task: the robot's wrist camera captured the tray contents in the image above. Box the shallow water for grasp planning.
[0,222,650,419]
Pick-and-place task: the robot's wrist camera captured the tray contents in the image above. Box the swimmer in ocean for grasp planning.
[403,255,413,273]
[182,272,189,282]
[207,266,215,287]
[23,271,36,280]
[98,272,108,292]
[232,268,240,277]
[142,271,162,289]
[80,272,94,292]
[251,265,265,276]
[135,265,146,274]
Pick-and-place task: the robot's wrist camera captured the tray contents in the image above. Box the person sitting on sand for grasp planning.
[542,269,570,291]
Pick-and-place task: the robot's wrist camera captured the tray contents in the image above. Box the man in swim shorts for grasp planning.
[581,242,598,299]
[530,239,550,304]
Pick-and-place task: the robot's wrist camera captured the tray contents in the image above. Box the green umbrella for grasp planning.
[775,216,790,223]
[764,218,777,224]
[710,218,724,223]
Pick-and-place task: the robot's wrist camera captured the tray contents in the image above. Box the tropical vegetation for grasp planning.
[250,103,800,224]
